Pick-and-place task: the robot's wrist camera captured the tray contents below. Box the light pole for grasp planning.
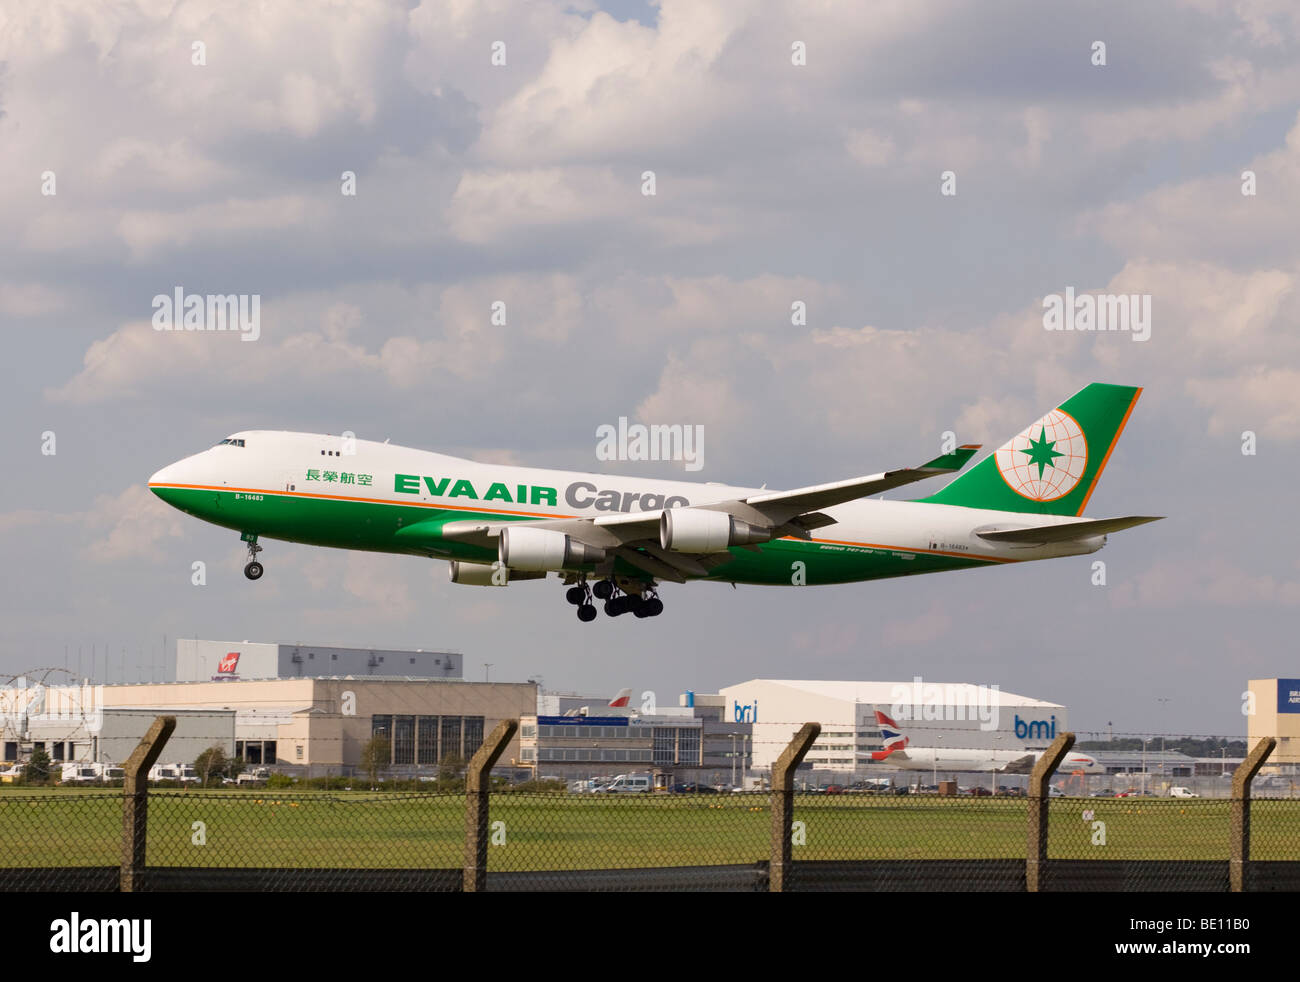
[731,733,737,788]
[1156,698,1170,791]
[1141,738,1148,795]
[483,663,492,682]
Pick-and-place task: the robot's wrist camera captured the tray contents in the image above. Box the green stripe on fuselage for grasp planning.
[152,486,997,586]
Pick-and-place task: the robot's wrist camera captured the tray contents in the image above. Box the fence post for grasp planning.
[769,722,820,893]
[1026,731,1074,893]
[1230,736,1275,892]
[463,718,518,893]
[119,715,176,893]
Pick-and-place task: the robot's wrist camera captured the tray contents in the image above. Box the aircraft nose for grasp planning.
[149,462,181,489]
[148,459,192,508]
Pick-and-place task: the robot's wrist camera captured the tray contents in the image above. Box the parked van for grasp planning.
[604,773,653,793]
[1169,786,1200,798]
[60,763,101,784]
[148,763,199,783]
[236,767,269,786]
[59,762,123,784]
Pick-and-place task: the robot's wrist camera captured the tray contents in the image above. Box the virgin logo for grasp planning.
[217,652,240,674]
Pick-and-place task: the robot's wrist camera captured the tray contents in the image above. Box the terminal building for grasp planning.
[519,691,753,785]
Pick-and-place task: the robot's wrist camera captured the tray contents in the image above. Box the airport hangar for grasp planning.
[719,679,1068,779]
[6,640,535,776]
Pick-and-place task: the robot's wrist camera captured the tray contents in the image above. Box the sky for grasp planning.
[1,0,1298,739]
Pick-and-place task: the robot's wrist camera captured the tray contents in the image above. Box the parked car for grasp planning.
[965,786,993,797]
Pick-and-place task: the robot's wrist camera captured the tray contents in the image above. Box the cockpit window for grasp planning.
[216,438,247,447]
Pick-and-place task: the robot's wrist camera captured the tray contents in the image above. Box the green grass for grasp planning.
[0,789,1296,870]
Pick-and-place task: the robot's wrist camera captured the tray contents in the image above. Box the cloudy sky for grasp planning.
[2,0,1297,738]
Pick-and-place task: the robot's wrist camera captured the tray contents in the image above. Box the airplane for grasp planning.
[147,382,1161,621]
[865,710,1102,774]
[562,688,634,717]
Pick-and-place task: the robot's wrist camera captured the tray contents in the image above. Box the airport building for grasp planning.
[519,691,753,785]
[718,678,1069,778]
[1247,678,1300,769]
[10,707,235,768]
[0,639,531,774]
[176,638,462,682]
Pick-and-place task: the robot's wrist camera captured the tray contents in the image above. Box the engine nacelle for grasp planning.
[447,561,545,586]
[499,526,607,572]
[659,508,772,553]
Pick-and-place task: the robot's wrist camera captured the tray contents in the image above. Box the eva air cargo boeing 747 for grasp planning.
[149,383,1160,621]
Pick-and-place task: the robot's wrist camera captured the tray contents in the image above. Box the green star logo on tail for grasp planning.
[1020,427,1064,479]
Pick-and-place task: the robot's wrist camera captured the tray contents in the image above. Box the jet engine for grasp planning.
[659,509,772,553]
[498,526,607,571]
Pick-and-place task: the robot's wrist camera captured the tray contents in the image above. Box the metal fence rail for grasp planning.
[0,719,1296,892]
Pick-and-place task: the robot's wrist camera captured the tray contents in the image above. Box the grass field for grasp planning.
[0,789,1296,870]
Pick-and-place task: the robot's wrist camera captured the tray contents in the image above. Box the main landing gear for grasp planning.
[563,575,663,621]
[243,535,264,581]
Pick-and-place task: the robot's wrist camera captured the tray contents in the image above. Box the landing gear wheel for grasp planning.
[565,586,587,605]
[243,535,264,581]
[576,603,598,622]
[633,598,653,618]
[644,597,663,617]
[604,595,631,617]
[592,579,614,600]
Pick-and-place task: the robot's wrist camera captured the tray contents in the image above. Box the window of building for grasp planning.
[678,728,701,764]
[521,724,536,738]
[653,729,675,766]
[393,716,415,765]
[296,745,303,760]
[463,717,485,756]
[440,716,462,761]
[417,716,439,765]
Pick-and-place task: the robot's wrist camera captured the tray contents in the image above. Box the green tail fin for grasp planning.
[916,383,1143,516]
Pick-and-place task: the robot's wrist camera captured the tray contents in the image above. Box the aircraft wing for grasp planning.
[423,444,981,581]
[713,445,982,528]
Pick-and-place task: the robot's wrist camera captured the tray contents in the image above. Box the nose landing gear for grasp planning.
[243,535,264,580]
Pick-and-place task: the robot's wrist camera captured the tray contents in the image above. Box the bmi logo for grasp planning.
[995,409,1087,501]
[1014,714,1057,740]
[217,652,240,674]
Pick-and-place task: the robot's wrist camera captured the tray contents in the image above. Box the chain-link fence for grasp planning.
[2,720,1298,891]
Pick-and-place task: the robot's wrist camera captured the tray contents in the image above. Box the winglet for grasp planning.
[918,444,981,473]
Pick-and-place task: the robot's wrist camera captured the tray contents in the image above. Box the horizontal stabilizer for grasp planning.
[975,515,1163,544]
